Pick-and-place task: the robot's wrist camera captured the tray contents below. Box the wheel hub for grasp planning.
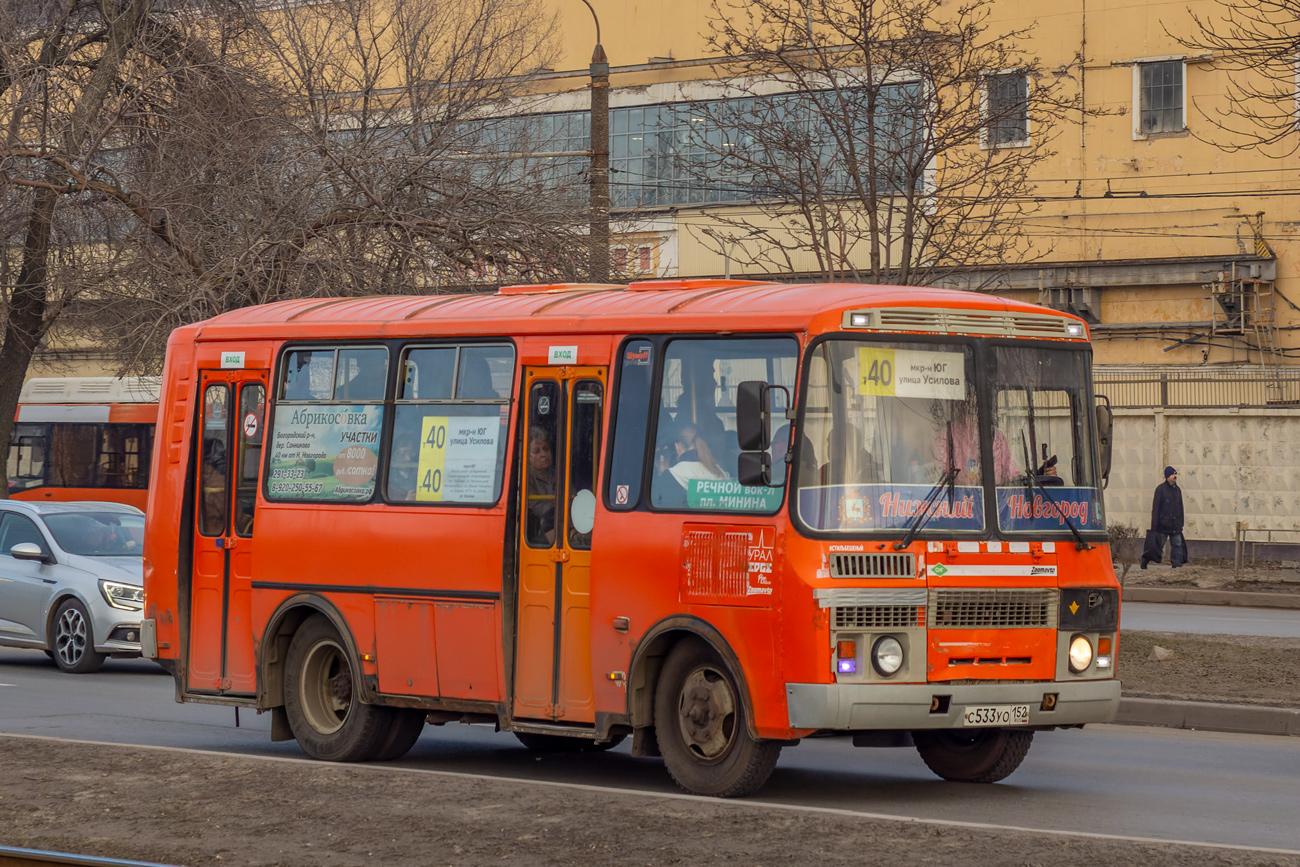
[676,666,737,762]
[299,639,352,735]
[56,608,87,667]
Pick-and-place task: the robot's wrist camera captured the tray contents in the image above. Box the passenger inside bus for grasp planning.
[525,427,557,545]
[936,401,1020,486]
[653,422,730,507]
[819,424,882,486]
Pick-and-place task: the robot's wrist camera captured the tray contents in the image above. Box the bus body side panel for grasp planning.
[591,509,792,740]
[143,329,200,670]
[249,504,509,703]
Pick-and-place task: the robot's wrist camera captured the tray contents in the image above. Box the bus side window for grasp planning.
[334,348,388,402]
[606,339,654,511]
[199,384,230,536]
[234,384,265,537]
[7,424,47,492]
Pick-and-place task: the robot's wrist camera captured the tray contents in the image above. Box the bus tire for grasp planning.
[913,728,1034,783]
[514,732,627,753]
[284,615,391,762]
[372,709,427,762]
[653,638,780,797]
[52,598,106,674]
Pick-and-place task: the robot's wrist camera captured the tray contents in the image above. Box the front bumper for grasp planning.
[787,679,1120,730]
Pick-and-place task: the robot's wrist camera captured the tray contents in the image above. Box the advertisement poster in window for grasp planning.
[415,416,501,503]
[267,405,382,500]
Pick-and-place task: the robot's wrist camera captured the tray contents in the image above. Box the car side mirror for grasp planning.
[10,542,48,563]
[1094,399,1113,488]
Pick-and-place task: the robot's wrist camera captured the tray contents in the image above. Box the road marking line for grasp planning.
[1,731,1297,856]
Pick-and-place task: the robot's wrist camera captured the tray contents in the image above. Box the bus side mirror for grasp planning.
[736,380,770,451]
[1095,400,1113,488]
[737,450,772,487]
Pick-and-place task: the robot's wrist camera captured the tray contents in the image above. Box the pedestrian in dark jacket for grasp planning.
[1141,466,1186,568]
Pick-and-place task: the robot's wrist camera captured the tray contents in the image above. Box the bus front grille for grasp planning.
[928,589,1057,629]
[833,605,925,629]
[830,552,916,578]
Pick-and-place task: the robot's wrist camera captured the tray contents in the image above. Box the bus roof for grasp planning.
[19,377,161,404]
[183,281,1088,342]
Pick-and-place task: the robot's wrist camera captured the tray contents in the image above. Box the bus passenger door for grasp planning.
[187,370,268,695]
[513,366,606,724]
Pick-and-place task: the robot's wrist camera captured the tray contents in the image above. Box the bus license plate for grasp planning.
[961,704,1030,727]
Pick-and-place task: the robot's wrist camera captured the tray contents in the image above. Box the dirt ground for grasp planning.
[1118,631,1300,707]
[1,737,1297,867]
[1116,557,1300,595]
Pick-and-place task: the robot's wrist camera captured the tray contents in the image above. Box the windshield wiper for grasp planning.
[894,423,957,551]
[1018,433,1093,551]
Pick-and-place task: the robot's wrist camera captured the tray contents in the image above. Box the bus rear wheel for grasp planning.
[913,728,1034,783]
[284,615,391,762]
[653,638,781,797]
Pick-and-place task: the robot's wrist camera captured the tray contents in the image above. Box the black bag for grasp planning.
[1142,530,1163,564]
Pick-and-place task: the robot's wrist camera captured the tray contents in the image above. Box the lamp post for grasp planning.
[579,0,610,283]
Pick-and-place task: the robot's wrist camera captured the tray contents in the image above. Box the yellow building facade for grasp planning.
[526,0,1298,371]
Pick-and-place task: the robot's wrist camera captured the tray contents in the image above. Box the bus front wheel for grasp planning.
[284,615,392,762]
[653,638,781,797]
[913,728,1034,783]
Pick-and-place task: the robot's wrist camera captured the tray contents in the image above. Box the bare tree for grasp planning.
[1,0,588,494]
[1180,0,1300,155]
[674,0,1081,285]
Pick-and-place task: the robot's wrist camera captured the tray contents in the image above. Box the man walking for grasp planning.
[1141,466,1186,569]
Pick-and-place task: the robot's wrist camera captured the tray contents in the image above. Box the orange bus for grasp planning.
[8,377,158,510]
[141,280,1120,796]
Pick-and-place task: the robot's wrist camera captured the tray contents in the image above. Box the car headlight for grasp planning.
[100,580,144,611]
[1068,634,1094,673]
[871,635,904,677]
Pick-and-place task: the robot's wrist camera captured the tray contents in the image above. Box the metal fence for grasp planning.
[1093,368,1300,409]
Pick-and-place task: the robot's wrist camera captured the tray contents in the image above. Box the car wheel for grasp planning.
[653,638,781,797]
[913,728,1034,783]
[52,598,106,674]
[283,614,392,762]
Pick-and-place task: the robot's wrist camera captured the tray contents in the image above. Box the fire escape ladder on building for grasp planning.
[1206,262,1290,400]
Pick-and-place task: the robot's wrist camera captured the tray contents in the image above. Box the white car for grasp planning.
[0,501,144,673]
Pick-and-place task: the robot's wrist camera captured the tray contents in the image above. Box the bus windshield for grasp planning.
[794,339,1104,536]
[795,339,986,534]
[991,345,1104,534]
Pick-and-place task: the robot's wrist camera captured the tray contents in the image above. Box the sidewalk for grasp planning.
[1124,586,1300,609]
[1116,697,1300,737]
[1118,572,1300,736]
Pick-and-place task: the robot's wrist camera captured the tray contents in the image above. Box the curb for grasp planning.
[1116,697,1300,737]
[1122,587,1300,609]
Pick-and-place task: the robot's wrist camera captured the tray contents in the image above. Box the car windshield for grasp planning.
[42,512,144,557]
[794,339,987,533]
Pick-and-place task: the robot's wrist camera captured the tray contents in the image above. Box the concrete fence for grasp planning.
[1104,408,1300,559]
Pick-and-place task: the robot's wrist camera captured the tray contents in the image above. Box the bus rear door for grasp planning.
[514,366,606,724]
[188,369,267,695]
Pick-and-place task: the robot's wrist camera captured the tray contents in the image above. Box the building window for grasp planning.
[1138,60,1184,135]
[984,71,1029,147]
[637,245,653,274]
[612,246,629,276]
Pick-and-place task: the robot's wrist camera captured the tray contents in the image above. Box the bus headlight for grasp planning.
[1068,634,1094,673]
[871,636,904,677]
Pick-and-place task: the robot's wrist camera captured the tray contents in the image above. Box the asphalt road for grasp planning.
[2,647,1298,853]
[1122,602,1300,637]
